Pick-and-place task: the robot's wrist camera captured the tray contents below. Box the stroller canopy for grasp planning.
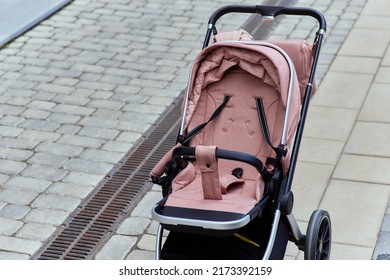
[183,34,316,145]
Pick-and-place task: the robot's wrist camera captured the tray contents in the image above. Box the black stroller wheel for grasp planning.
[305,209,331,260]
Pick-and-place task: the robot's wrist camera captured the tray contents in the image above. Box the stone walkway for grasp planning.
[0,0,389,260]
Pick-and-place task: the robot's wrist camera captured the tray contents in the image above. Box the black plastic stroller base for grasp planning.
[160,212,290,260]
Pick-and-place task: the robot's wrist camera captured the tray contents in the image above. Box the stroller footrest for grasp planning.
[152,205,250,234]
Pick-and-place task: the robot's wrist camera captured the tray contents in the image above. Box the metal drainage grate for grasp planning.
[32,95,182,260]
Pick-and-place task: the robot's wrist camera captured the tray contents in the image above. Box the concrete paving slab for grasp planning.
[312,72,373,109]
[362,1,390,16]
[338,28,390,57]
[94,235,137,260]
[329,55,380,74]
[344,121,390,157]
[0,0,71,46]
[355,15,390,29]
[359,83,390,122]
[331,243,374,260]
[375,66,390,83]
[333,154,390,185]
[319,180,390,247]
[298,138,344,165]
[304,106,358,141]
[292,162,334,221]
[383,46,390,66]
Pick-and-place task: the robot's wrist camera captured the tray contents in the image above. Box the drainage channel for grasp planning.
[31,2,290,259]
[32,95,182,260]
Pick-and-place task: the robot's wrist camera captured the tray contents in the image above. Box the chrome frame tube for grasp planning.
[262,209,281,260]
[155,224,164,260]
[287,213,305,241]
[179,63,195,136]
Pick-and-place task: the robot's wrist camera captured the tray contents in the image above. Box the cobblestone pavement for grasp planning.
[1,0,389,260]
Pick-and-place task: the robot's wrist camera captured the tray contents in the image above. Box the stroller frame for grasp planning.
[152,5,330,260]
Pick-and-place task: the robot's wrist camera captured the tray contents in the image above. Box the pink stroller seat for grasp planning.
[151,31,315,233]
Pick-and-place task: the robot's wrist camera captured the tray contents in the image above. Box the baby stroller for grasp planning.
[150,5,331,260]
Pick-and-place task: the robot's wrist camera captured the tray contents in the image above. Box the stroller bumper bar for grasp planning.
[172,146,272,181]
[152,196,271,235]
[152,205,250,232]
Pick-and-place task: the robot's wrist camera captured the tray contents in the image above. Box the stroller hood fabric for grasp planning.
[184,40,302,151]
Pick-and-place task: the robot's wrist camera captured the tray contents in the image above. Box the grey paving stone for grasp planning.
[19,119,60,131]
[0,251,29,260]
[125,249,155,260]
[35,83,74,95]
[62,171,104,186]
[80,149,124,164]
[0,159,26,175]
[32,193,81,212]
[137,234,156,251]
[0,137,39,149]
[0,236,42,255]
[87,99,123,110]
[381,215,390,232]
[64,159,113,175]
[79,116,118,129]
[19,129,61,142]
[131,191,162,219]
[53,104,95,116]
[57,134,104,148]
[27,152,68,167]
[115,121,149,134]
[48,112,81,124]
[22,165,67,181]
[16,222,56,242]
[5,176,52,193]
[0,147,33,161]
[0,115,25,126]
[56,124,81,134]
[35,142,83,157]
[0,202,6,211]
[0,204,31,220]
[0,125,24,137]
[101,141,132,153]
[373,232,390,260]
[119,111,159,125]
[77,81,116,91]
[24,208,69,226]
[27,100,56,110]
[117,217,151,236]
[122,103,165,114]
[0,189,38,205]
[46,182,93,199]
[94,235,137,260]
[51,94,89,106]
[52,77,79,86]
[0,217,23,235]
[115,131,142,144]
[78,126,120,140]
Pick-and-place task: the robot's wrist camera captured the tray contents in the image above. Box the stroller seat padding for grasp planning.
[166,160,264,215]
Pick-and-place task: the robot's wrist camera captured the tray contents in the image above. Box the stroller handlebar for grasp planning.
[208,5,327,31]
[172,146,272,181]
